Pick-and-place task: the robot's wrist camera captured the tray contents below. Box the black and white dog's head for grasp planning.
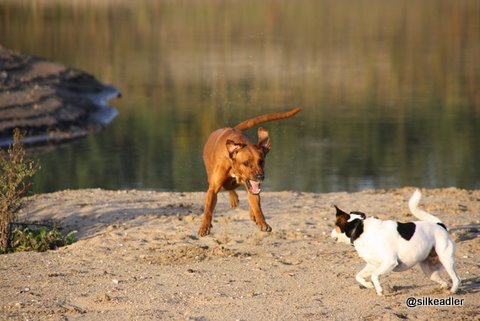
[331,205,366,244]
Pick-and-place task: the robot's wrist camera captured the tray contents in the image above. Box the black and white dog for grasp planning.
[331,189,461,296]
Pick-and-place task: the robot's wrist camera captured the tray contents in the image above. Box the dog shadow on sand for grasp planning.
[458,277,480,294]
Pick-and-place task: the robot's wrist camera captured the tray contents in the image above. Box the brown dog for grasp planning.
[198,107,301,236]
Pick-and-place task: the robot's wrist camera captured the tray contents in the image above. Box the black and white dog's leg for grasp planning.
[371,259,398,296]
[356,264,375,289]
[433,239,461,293]
[419,261,448,289]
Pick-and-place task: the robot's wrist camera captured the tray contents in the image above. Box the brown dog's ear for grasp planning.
[257,127,271,154]
[226,140,246,158]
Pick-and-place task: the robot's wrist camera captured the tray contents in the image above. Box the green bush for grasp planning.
[10,226,77,252]
[0,129,40,252]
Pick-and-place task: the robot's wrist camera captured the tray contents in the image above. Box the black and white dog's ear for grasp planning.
[334,205,349,217]
[350,211,366,219]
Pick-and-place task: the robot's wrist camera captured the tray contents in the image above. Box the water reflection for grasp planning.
[0,0,479,193]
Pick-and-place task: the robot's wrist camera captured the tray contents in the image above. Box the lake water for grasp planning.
[1,0,479,193]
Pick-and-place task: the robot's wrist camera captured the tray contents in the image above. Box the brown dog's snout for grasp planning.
[255,173,265,181]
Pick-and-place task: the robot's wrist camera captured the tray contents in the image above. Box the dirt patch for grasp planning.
[145,244,253,265]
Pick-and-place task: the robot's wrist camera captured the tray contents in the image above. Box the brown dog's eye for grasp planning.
[243,161,250,167]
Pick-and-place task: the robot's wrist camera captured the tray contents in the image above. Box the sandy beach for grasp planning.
[1,187,479,320]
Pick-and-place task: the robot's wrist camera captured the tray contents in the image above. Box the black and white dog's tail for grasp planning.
[408,189,443,224]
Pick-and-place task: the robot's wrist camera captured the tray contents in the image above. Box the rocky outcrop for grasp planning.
[0,46,119,149]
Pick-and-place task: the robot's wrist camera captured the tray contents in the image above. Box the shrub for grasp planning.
[10,225,77,252]
[0,129,40,253]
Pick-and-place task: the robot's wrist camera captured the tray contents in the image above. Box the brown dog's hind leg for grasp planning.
[247,192,272,232]
[229,190,239,208]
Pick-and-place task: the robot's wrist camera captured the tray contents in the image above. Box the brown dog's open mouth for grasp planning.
[247,180,262,195]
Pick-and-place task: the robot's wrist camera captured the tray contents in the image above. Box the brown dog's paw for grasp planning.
[198,224,212,237]
[230,199,239,209]
[259,223,272,232]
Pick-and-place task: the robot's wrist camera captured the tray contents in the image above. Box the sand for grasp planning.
[0,187,479,320]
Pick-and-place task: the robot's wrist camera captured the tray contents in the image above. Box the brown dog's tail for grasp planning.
[234,107,301,131]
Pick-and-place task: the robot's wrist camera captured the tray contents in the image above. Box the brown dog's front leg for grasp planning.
[247,193,272,232]
[198,187,218,236]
